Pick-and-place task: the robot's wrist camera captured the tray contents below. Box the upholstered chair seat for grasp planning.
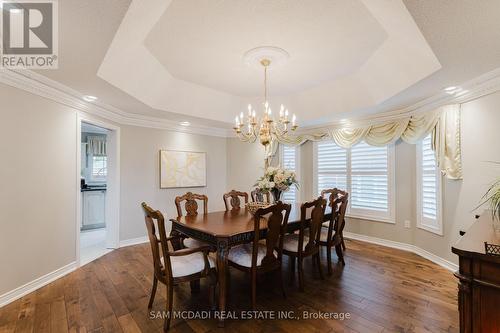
[228,243,277,268]
[161,252,216,278]
[183,237,210,249]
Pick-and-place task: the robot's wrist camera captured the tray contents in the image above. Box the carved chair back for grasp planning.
[252,201,291,269]
[223,190,249,211]
[299,197,327,255]
[142,202,172,280]
[251,189,271,203]
[175,192,208,217]
[321,189,349,243]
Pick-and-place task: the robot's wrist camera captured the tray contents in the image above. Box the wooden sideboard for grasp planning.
[452,213,500,333]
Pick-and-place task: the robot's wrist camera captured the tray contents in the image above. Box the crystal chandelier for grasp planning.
[233,59,297,167]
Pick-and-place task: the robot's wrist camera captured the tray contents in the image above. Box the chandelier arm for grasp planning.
[237,131,257,143]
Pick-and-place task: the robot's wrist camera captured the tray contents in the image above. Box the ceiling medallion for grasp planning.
[234,47,297,169]
[242,46,290,69]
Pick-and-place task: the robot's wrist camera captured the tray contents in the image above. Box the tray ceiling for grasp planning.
[97,0,441,125]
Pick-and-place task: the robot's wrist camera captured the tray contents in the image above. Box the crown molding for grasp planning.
[0,69,231,138]
[301,66,500,132]
[2,66,500,137]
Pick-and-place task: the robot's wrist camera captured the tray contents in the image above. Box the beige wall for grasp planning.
[226,139,265,192]
[120,126,228,240]
[0,84,77,295]
[226,91,500,264]
[0,84,229,298]
[414,92,500,262]
[1,79,499,300]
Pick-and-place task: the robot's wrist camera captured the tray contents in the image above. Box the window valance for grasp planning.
[274,105,462,179]
[87,135,107,156]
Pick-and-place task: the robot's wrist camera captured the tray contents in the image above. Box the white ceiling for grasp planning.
[27,0,500,130]
[145,0,387,96]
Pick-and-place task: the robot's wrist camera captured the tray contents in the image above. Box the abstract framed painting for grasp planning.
[159,150,207,188]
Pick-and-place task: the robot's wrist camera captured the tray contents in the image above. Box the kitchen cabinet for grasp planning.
[81,189,106,230]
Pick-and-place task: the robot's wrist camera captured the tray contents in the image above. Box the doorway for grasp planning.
[77,115,120,266]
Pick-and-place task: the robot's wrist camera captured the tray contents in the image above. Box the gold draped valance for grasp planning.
[273,105,462,180]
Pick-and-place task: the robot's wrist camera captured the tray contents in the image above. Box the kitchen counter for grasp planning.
[81,186,107,192]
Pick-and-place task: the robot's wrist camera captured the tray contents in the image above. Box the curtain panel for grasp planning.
[275,104,462,179]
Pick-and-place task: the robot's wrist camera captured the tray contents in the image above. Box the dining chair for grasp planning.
[141,202,217,331]
[227,201,291,309]
[223,190,249,211]
[282,197,326,291]
[251,188,271,203]
[319,189,349,274]
[174,192,211,249]
[321,188,348,250]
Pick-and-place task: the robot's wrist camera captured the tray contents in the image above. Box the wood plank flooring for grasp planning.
[0,239,459,333]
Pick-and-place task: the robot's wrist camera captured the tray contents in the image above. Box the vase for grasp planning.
[271,188,282,202]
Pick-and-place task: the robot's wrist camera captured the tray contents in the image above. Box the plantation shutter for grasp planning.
[421,135,438,219]
[350,142,389,215]
[316,142,347,197]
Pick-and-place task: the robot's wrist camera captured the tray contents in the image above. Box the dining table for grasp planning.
[169,203,332,327]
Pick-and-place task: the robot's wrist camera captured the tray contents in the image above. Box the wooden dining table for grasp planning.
[170,203,332,327]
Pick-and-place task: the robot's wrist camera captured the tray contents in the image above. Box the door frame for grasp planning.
[76,113,121,267]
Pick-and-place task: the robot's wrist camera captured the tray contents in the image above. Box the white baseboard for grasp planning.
[344,232,458,272]
[119,236,148,248]
[0,261,77,308]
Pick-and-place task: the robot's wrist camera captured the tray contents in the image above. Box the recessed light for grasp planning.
[444,86,457,92]
[179,121,190,127]
[83,95,97,102]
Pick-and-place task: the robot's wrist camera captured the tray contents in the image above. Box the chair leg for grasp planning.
[251,269,257,310]
[298,258,304,292]
[289,256,296,283]
[326,244,333,275]
[190,280,200,293]
[208,278,216,311]
[341,235,346,251]
[336,244,345,266]
[148,276,158,309]
[164,284,173,332]
[316,254,324,280]
[279,268,286,299]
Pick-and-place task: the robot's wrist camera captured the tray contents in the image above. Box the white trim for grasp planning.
[0,69,230,137]
[0,262,77,308]
[343,232,458,272]
[2,67,500,137]
[416,136,443,236]
[346,213,395,224]
[300,67,500,132]
[119,236,149,248]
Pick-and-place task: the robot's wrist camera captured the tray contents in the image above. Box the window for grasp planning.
[92,156,107,180]
[314,141,395,222]
[315,142,347,195]
[416,134,442,235]
[350,142,389,217]
[280,145,299,203]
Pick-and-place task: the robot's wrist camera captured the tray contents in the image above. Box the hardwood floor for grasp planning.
[0,239,459,333]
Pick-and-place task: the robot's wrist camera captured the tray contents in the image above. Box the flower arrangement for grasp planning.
[255,166,299,202]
